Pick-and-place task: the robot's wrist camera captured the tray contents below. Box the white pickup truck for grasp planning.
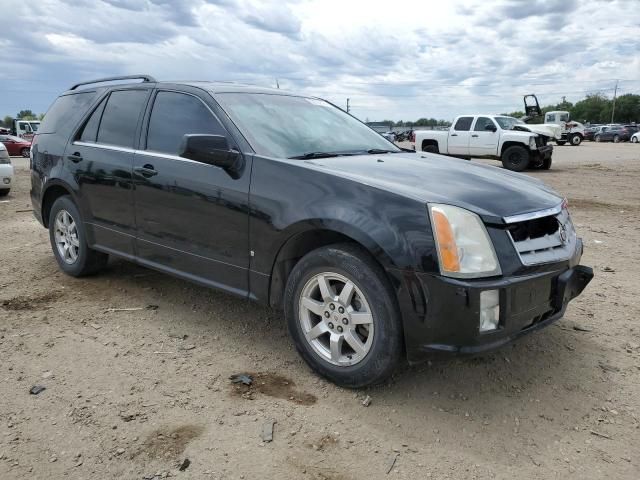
[413,115,554,171]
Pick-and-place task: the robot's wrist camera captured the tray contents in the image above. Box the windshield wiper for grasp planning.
[365,148,401,154]
[288,152,343,160]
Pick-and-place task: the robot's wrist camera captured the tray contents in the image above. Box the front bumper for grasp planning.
[536,144,553,159]
[390,240,593,362]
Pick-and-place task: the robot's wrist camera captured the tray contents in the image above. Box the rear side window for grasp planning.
[39,92,97,134]
[79,97,107,142]
[146,91,226,155]
[454,117,473,131]
[97,90,149,148]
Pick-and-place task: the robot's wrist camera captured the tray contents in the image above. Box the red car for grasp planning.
[0,135,31,157]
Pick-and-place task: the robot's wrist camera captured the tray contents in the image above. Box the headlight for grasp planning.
[428,204,502,278]
[529,136,537,149]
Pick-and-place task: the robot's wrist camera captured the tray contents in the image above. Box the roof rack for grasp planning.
[69,74,157,90]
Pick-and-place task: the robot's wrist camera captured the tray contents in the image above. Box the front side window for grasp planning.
[474,117,495,131]
[97,90,148,148]
[146,91,226,155]
[215,93,399,159]
[453,117,473,131]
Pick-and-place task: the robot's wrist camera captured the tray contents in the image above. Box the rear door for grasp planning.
[68,88,151,257]
[448,117,473,155]
[469,117,498,157]
[132,89,251,296]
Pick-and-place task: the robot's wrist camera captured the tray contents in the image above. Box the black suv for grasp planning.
[31,75,593,387]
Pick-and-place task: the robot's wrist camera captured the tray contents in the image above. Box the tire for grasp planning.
[632,136,638,143]
[0,189,9,197]
[613,135,620,143]
[595,135,601,142]
[21,147,30,158]
[48,195,108,276]
[540,156,552,170]
[284,243,402,388]
[569,134,582,146]
[423,144,438,154]
[556,140,567,146]
[501,145,530,172]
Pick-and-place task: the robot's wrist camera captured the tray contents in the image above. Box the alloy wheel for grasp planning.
[54,209,80,264]
[298,272,374,367]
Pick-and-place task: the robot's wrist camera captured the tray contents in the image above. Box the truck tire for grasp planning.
[501,146,530,172]
[556,140,566,146]
[284,243,402,388]
[569,134,582,146]
[540,156,552,170]
[422,144,438,154]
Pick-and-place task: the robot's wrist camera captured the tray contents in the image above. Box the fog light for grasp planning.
[479,290,500,332]
[2,178,10,184]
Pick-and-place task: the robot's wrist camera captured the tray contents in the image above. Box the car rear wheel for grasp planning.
[49,195,108,276]
[21,147,30,157]
[423,144,438,154]
[501,145,530,172]
[613,135,620,143]
[284,243,402,388]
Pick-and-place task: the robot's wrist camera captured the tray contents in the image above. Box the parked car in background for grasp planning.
[31,75,593,387]
[0,135,31,157]
[621,125,638,139]
[583,126,598,141]
[594,126,626,143]
[0,143,13,196]
[631,131,640,143]
[0,127,10,135]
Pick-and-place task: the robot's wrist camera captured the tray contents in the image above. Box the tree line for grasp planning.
[501,93,640,124]
[0,110,45,129]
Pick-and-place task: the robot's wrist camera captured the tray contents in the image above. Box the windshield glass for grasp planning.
[29,122,39,132]
[495,116,525,130]
[215,93,399,158]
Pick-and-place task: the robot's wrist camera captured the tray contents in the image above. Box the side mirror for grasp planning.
[179,134,243,177]
[485,124,497,132]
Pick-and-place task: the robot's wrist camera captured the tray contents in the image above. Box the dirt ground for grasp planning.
[1,142,639,480]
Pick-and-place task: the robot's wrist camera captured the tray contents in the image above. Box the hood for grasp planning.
[305,153,562,223]
[514,124,561,139]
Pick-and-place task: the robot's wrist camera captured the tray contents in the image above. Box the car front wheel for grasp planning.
[284,244,402,388]
[48,195,108,276]
[21,147,30,157]
[501,145,530,172]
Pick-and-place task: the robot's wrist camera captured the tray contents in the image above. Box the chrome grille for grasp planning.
[506,207,576,265]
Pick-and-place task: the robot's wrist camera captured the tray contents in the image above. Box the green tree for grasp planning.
[612,94,640,123]
[571,93,611,123]
[2,115,14,128]
[16,109,37,120]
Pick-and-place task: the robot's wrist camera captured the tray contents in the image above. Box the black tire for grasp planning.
[540,156,552,170]
[284,243,403,388]
[0,189,9,197]
[48,195,108,276]
[423,144,438,154]
[569,134,582,146]
[556,140,567,146]
[501,145,530,172]
[595,135,601,142]
[21,147,30,158]
[613,135,620,143]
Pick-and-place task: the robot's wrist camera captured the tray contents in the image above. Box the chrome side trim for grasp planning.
[503,202,563,224]
[73,141,135,154]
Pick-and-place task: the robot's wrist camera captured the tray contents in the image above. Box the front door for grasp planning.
[469,117,499,157]
[67,88,151,257]
[448,116,473,156]
[133,90,251,296]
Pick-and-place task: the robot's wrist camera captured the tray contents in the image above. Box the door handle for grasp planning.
[134,164,158,177]
[67,152,83,163]
[451,133,458,136]
[471,134,479,137]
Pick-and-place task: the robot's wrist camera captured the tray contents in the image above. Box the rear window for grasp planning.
[38,92,97,134]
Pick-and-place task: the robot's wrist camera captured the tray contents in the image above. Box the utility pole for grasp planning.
[276,78,280,89]
[346,98,350,113]
[611,80,618,124]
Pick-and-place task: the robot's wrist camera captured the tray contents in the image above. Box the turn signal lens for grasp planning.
[431,209,461,272]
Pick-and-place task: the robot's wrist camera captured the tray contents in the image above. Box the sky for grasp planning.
[1,0,639,122]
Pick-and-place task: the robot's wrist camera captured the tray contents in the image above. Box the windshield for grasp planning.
[495,116,525,130]
[215,93,399,158]
[29,122,39,132]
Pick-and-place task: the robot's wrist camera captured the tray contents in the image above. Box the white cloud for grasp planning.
[1,0,638,120]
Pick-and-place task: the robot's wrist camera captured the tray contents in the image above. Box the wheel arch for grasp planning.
[267,222,397,310]
[41,180,77,228]
[500,141,529,156]
[421,139,439,152]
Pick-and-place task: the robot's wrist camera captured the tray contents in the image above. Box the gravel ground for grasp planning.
[1,143,639,479]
